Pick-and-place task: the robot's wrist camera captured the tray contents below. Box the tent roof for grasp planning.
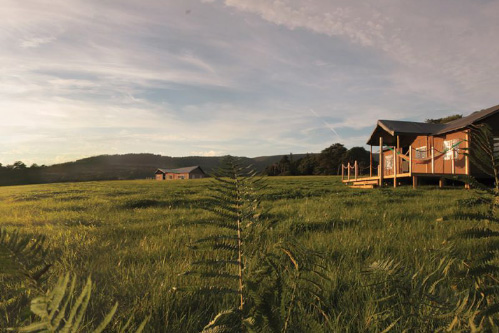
[367,104,499,145]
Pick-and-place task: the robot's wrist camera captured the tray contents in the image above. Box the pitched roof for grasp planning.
[156,166,204,174]
[367,104,499,145]
[433,104,499,134]
[376,120,446,136]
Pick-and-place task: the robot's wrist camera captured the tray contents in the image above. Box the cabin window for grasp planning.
[169,175,173,179]
[444,139,459,160]
[179,175,185,180]
[385,155,393,170]
[415,146,427,159]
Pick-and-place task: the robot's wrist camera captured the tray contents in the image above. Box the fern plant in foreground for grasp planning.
[0,228,52,328]
[180,156,262,331]
[181,156,331,332]
[1,228,149,332]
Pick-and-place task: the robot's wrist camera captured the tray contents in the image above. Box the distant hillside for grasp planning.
[0,153,310,186]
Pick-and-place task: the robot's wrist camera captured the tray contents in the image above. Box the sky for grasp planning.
[1,0,498,165]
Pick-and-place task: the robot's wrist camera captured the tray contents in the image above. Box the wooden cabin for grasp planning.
[155,166,207,180]
[343,104,499,188]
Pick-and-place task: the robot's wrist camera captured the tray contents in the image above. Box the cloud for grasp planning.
[221,0,499,108]
[20,36,56,48]
[1,0,498,164]
[190,150,224,156]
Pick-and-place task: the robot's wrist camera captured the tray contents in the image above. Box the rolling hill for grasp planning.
[0,153,310,186]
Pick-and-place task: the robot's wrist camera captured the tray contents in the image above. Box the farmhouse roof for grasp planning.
[156,166,204,174]
[367,104,499,145]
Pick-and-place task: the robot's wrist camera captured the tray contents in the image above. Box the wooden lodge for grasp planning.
[155,166,207,180]
[343,104,499,189]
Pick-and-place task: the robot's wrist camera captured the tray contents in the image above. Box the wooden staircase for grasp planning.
[347,179,379,189]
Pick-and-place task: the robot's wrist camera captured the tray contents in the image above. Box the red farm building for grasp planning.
[342,104,499,188]
[155,166,207,180]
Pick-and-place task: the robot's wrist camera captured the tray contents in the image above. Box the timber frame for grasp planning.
[342,104,499,189]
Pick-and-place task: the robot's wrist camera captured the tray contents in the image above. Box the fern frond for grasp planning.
[17,274,117,332]
[0,228,52,328]
[457,227,499,239]
[213,242,239,252]
[0,228,51,284]
[202,308,242,333]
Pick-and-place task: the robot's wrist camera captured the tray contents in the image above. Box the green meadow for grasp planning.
[0,176,493,331]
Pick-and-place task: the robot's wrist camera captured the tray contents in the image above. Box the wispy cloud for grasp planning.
[20,36,57,48]
[1,0,498,165]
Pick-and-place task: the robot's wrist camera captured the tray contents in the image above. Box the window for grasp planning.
[179,175,185,180]
[415,146,427,159]
[169,175,173,179]
[385,155,393,170]
[444,139,459,160]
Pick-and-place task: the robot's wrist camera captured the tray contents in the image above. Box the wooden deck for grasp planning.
[342,173,412,188]
[341,134,471,189]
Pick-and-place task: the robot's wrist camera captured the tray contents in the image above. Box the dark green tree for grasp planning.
[12,161,27,169]
[344,147,370,172]
[296,154,318,175]
[425,114,462,124]
[316,143,347,175]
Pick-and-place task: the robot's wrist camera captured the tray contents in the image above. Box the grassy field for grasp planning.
[0,176,493,331]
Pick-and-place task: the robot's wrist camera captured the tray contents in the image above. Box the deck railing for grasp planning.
[342,145,413,184]
[341,161,374,181]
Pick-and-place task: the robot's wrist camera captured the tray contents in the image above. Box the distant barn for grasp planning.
[155,166,207,180]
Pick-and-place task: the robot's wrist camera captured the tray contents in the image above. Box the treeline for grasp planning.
[0,144,374,186]
[264,143,372,176]
[0,162,50,186]
[0,153,308,186]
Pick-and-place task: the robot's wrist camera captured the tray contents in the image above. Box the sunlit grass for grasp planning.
[0,176,487,331]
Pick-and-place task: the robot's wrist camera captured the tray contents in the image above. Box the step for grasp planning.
[346,180,379,185]
[349,184,375,189]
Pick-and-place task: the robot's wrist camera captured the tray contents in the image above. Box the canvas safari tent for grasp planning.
[343,104,499,188]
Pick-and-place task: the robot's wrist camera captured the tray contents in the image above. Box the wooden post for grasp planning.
[451,146,455,174]
[370,145,373,177]
[347,162,351,181]
[409,145,412,175]
[396,135,400,173]
[426,137,429,173]
[393,145,397,188]
[379,137,384,187]
[412,175,418,189]
[465,130,470,175]
[431,146,435,174]
[439,177,445,188]
[341,165,344,180]
[354,161,358,180]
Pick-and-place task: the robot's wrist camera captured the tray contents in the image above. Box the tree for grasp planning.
[425,114,462,124]
[344,147,370,171]
[12,161,27,170]
[296,154,317,175]
[316,143,347,175]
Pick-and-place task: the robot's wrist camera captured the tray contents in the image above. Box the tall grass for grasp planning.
[0,176,491,331]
